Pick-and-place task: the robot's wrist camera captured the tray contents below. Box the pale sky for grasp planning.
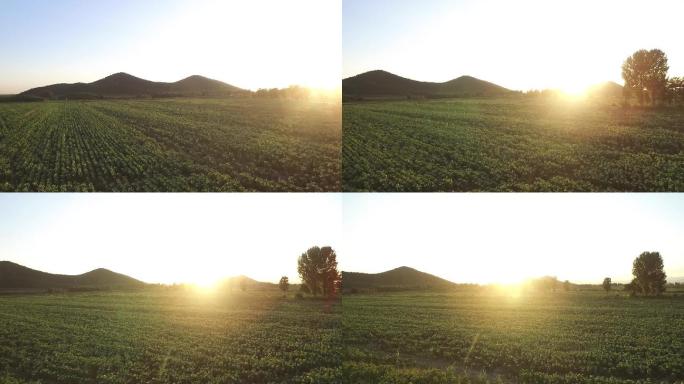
[344,0,684,93]
[3,194,682,286]
[341,194,684,284]
[0,194,342,285]
[0,0,341,94]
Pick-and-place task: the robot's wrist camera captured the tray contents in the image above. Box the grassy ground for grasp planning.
[0,290,341,384]
[341,290,684,383]
[343,98,684,191]
[0,98,340,191]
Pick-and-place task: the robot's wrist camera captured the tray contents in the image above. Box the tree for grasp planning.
[622,49,669,106]
[602,277,612,292]
[563,280,570,292]
[667,76,684,104]
[297,246,341,298]
[279,276,289,295]
[322,249,341,297]
[624,281,638,296]
[631,252,667,296]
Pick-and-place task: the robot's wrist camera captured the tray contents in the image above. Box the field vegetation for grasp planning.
[341,289,684,383]
[343,97,684,191]
[0,98,340,191]
[0,289,341,384]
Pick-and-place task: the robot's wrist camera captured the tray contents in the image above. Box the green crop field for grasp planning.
[343,98,684,191]
[2,289,683,384]
[0,98,340,191]
[342,291,684,384]
[0,290,341,384]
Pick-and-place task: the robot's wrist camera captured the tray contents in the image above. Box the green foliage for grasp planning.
[622,49,669,106]
[297,246,341,297]
[342,292,684,383]
[343,98,684,191]
[0,98,340,191]
[0,290,341,383]
[667,77,684,104]
[631,252,667,296]
[603,277,612,292]
[280,276,290,293]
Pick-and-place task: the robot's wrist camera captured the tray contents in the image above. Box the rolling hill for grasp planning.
[0,261,145,290]
[218,275,261,288]
[586,81,623,99]
[342,70,512,99]
[341,266,456,291]
[20,73,246,100]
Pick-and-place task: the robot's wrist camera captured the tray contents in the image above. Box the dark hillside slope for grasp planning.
[20,73,245,99]
[342,266,456,291]
[587,81,623,99]
[0,261,145,289]
[343,70,511,98]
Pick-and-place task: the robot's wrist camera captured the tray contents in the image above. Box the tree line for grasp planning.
[519,251,669,296]
[601,252,667,296]
[253,85,311,100]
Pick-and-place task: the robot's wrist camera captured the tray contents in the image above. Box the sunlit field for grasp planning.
[341,290,684,384]
[343,98,684,191]
[0,289,341,384]
[0,98,341,191]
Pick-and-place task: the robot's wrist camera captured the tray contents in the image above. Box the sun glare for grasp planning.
[134,0,341,91]
[191,280,220,295]
[559,85,588,98]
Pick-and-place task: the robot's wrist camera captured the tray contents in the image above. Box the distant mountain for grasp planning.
[20,73,246,100]
[221,275,260,286]
[0,261,145,290]
[343,70,512,99]
[587,81,623,98]
[173,75,241,94]
[342,266,456,291]
[214,275,283,291]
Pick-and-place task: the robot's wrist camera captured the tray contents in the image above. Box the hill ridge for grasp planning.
[342,265,456,291]
[0,260,145,289]
[20,72,246,100]
[343,70,512,98]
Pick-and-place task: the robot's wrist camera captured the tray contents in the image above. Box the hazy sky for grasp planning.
[343,0,684,93]
[0,194,342,285]
[0,0,341,94]
[341,194,684,284]
[3,194,682,286]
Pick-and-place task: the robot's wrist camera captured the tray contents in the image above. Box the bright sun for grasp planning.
[560,84,589,98]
